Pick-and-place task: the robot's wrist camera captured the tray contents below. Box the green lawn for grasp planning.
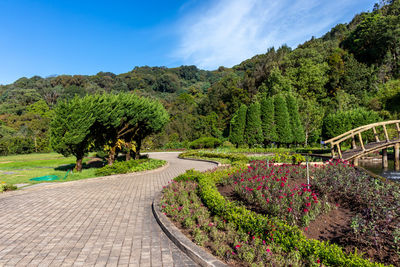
[0,153,100,185]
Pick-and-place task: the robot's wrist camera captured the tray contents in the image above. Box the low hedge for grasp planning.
[188,137,222,149]
[95,158,166,176]
[179,151,248,163]
[175,168,383,267]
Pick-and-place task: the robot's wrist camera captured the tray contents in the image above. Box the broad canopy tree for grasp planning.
[50,93,169,171]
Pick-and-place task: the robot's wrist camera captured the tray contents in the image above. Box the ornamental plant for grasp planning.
[230,161,327,226]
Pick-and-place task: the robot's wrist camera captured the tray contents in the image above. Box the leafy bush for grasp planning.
[163,140,189,149]
[322,108,381,140]
[95,158,166,176]
[189,137,222,149]
[0,182,17,192]
[179,151,248,163]
[272,152,305,164]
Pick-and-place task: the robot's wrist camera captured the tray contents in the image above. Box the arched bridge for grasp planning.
[323,120,400,170]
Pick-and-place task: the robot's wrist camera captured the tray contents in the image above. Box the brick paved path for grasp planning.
[0,152,216,266]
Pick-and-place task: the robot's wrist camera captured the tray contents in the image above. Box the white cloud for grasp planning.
[173,0,370,69]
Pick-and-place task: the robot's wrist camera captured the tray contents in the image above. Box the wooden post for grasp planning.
[353,158,359,166]
[395,143,400,171]
[396,123,400,139]
[336,143,342,158]
[358,133,365,151]
[383,125,389,141]
[352,135,357,149]
[331,145,335,158]
[373,127,380,142]
[382,148,388,169]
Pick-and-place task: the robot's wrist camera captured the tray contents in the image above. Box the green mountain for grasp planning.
[1,0,399,154]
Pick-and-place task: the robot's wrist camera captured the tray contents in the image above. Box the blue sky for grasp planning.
[0,0,377,85]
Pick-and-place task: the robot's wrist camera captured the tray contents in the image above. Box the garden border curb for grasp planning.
[152,192,227,267]
[178,156,224,167]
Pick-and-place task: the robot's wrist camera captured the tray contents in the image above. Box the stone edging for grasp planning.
[152,192,227,267]
[0,161,170,199]
[178,156,223,167]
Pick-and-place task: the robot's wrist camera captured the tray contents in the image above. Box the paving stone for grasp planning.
[0,152,214,266]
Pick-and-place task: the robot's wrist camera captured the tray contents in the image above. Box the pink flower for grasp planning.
[266,248,271,253]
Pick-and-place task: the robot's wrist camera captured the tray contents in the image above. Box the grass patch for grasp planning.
[0,152,165,186]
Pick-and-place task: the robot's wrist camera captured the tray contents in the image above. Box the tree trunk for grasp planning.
[125,142,132,161]
[305,132,309,147]
[108,146,116,165]
[75,157,83,172]
[135,138,142,160]
[34,136,38,153]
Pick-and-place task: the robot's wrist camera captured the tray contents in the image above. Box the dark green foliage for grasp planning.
[286,95,305,144]
[342,4,400,77]
[260,97,277,145]
[50,96,97,171]
[322,108,381,139]
[274,95,293,145]
[152,73,180,93]
[245,102,263,147]
[188,137,222,149]
[94,158,166,176]
[229,104,247,147]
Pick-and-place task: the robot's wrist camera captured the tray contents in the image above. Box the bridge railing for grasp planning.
[323,120,400,158]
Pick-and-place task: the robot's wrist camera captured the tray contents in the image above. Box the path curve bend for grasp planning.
[0,152,216,266]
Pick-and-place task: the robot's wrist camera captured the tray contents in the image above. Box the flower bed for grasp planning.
[161,179,306,266]
[168,163,386,266]
[229,161,329,227]
[219,160,399,265]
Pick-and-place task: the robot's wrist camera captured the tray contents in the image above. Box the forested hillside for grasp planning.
[1,0,399,155]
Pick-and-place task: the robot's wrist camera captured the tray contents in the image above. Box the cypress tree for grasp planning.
[229,104,247,147]
[260,97,277,146]
[286,94,305,145]
[274,94,293,146]
[246,102,263,147]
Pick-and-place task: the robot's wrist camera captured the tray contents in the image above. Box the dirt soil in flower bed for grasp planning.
[217,182,392,264]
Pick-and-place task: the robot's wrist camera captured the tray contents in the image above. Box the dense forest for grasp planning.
[1,0,399,155]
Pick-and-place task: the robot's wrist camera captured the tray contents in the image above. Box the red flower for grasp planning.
[303,208,309,213]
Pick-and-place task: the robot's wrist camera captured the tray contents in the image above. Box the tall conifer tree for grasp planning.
[261,97,277,146]
[246,102,263,147]
[229,104,247,147]
[274,94,293,146]
[286,94,305,145]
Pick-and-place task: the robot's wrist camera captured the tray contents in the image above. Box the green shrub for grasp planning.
[272,152,305,164]
[189,137,222,149]
[322,108,381,140]
[179,151,248,163]
[95,158,166,176]
[0,182,17,192]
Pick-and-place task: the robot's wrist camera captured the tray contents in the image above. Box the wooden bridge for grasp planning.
[323,120,400,170]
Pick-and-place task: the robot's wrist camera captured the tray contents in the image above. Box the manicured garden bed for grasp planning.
[161,157,398,266]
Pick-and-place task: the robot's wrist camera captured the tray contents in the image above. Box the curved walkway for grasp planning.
[0,152,216,266]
